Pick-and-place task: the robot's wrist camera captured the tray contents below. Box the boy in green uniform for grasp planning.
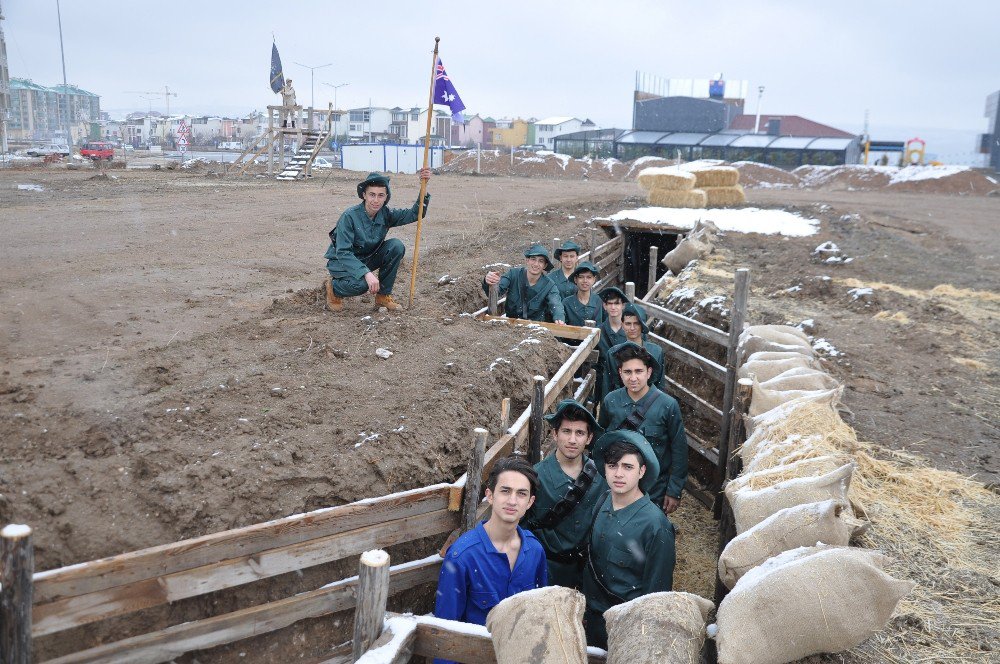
[605,304,666,391]
[324,170,431,312]
[483,245,565,323]
[582,430,676,649]
[594,287,628,403]
[549,240,582,299]
[523,399,607,589]
[561,262,605,327]
[599,343,687,515]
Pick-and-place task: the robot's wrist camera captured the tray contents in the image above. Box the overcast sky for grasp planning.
[4,0,997,159]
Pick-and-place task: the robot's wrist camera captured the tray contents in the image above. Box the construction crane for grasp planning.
[125,85,178,116]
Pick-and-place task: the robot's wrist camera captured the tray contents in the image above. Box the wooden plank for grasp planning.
[573,369,597,404]
[596,218,689,234]
[684,478,715,510]
[411,618,606,664]
[641,270,673,303]
[646,332,726,383]
[588,235,621,263]
[460,430,488,533]
[717,268,750,503]
[354,623,416,664]
[33,484,451,604]
[528,376,546,464]
[1,524,34,664]
[686,431,720,466]
[594,245,623,272]
[33,509,457,637]
[41,558,442,664]
[543,328,600,411]
[662,374,723,424]
[475,315,593,341]
[633,300,728,346]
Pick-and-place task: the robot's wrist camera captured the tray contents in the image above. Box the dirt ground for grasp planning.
[1,162,997,660]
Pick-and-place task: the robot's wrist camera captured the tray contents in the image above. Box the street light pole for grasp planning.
[753,85,765,134]
[56,0,70,144]
[323,82,349,143]
[294,61,332,113]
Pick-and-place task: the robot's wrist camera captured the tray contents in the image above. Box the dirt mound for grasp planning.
[441,149,629,180]
[793,164,998,195]
[733,161,802,189]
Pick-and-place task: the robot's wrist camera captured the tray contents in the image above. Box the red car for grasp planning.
[80,142,115,161]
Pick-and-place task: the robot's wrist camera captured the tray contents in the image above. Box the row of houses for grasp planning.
[7,77,100,144]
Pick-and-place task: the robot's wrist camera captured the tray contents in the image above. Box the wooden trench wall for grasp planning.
[0,224,750,664]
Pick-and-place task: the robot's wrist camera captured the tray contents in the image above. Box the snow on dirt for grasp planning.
[601,207,819,237]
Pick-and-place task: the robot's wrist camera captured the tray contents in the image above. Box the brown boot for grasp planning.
[325,279,343,312]
[375,293,403,311]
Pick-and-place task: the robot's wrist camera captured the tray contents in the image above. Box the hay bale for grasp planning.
[604,592,714,664]
[637,167,696,191]
[737,324,814,361]
[730,462,856,533]
[715,546,915,664]
[702,184,746,207]
[689,166,740,188]
[725,454,847,496]
[647,187,707,208]
[486,586,588,664]
[718,499,866,589]
[738,354,820,382]
[663,233,712,275]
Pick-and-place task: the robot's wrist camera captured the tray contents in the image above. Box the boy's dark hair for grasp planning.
[622,310,642,323]
[487,455,539,497]
[614,344,654,369]
[602,295,623,304]
[604,440,645,467]
[550,404,596,435]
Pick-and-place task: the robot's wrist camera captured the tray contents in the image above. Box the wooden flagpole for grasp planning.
[407,37,440,308]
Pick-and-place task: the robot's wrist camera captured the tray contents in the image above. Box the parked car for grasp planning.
[312,157,333,169]
[26,144,71,157]
[80,142,115,161]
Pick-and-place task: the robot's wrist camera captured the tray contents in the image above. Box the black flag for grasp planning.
[270,42,285,93]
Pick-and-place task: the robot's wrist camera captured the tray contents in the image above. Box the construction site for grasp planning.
[1,146,998,663]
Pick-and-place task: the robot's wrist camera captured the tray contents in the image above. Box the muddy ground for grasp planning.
[1,164,997,660]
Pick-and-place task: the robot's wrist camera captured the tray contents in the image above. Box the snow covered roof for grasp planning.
[536,116,577,126]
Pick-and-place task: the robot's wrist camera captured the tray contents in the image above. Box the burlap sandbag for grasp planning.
[749,372,842,417]
[738,354,820,382]
[741,435,827,475]
[715,547,915,664]
[604,592,715,664]
[637,167,696,191]
[730,462,855,534]
[737,325,814,362]
[718,499,866,589]
[742,386,845,437]
[690,166,740,188]
[647,188,707,208]
[663,234,712,274]
[486,586,587,664]
[725,455,846,496]
[702,184,746,207]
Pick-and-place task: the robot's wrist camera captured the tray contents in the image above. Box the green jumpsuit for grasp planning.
[483,267,565,322]
[594,320,627,403]
[562,292,606,327]
[604,340,667,392]
[581,492,676,649]
[548,268,577,299]
[598,387,688,509]
[524,454,608,589]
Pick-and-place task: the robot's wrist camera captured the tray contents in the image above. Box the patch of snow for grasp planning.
[489,357,512,372]
[1,524,31,537]
[888,164,969,184]
[600,207,818,237]
[17,184,44,192]
[848,287,873,301]
[813,338,842,357]
[812,241,840,255]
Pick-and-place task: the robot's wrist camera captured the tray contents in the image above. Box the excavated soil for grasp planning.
[2,164,997,661]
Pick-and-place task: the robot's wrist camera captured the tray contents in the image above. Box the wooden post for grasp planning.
[584,319,596,328]
[714,380,751,608]
[589,227,597,259]
[625,281,635,303]
[617,234,626,284]
[715,268,751,518]
[647,245,659,296]
[1,524,34,664]
[351,549,391,662]
[552,237,561,257]
[527,375,546,464]
[488,283,499,316]
[461,428,488,533]
[500,398,511,432]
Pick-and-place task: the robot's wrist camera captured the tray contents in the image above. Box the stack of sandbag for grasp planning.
[662,219,717,275]
[486,586,588,664]
[687,165,746,207]
[604,592,714,664]
[737,324,814,362]
[636,166,707,208]
[714,546,915,664]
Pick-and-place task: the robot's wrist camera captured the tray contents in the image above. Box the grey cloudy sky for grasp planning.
[4,0,997,158]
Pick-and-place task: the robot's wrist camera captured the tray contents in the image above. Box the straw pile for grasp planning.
[702,184,746,207]
[717,324,1000,662]
[636,166,707,208]
[647,188,707,208]
[689,165,740,187]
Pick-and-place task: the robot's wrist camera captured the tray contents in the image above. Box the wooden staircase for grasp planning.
[276,129,329,180]
[228,103,333,179]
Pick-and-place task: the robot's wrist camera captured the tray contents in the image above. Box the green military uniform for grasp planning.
[605,340,666,392]
[524,454,608,588]
[595,319,627,402]
[484,267,564,322]
[598,386,688,509]
[551,240,583,300]
[582,430,676,649]
[562,292,605,327]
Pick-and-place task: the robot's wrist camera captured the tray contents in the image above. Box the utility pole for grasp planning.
[125,86,177,115]
[294,61,332,113]
[0,0,10,155]
[56,0,70,143]
[753,85,765,134]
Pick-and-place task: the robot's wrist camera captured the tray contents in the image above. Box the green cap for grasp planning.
[543,399,603,438]
[599,286,629,303]
[569,261,600,282]
[554,240,583,261]
[357,172,392,203]
[524,244,555,271]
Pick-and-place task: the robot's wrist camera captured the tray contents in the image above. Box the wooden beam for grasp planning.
[588,235,621,263]
[460,430,487,534]
[528,376,546,464]
[2,524,34,664]
[662,374,723,424]
[632,300,729,346]
[717,268,750,501]
[41,557,442,664]
[594,246,623,272]
[488,283,499,316]
[353,621,416,664]
[573,369,597,405]
[686,430,720,466]
[596,218,689,234]
[475,315,593,341]
[499,398,511,433]
[625,281,636,303]
[411,618,607,664]
[33,509,457,637]
[33,484,451,604]
[646,332,726,383]
[647,245,659,295]
[352,550,390,662]
[543,328,600,411]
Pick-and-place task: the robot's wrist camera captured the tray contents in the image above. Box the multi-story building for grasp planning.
[347,106,392,141]
[0,2,10,152]
[534,116,597,149]
[491,118,531,148]
[8,77,100,143]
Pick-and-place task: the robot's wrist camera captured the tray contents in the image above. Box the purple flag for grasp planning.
[433,58,466,123]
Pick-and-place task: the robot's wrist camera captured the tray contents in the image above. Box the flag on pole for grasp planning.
[270,42,285,93]
[433,58,466,123]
